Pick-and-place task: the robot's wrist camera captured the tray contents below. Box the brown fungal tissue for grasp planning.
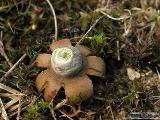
[34,39,106,104]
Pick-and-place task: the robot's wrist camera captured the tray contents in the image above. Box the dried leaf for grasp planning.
[86,56,106,78]
[127,68,140,81]
[63,74,93,104]
[50,39,71,51]
[75,44,92,56]
[35,53,51,68]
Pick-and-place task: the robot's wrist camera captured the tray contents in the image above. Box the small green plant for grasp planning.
[94,33,106,45]
[126,90,139,106]
[23,105,41,120]
[38,99,49,110]
[124,81,144,106]
[23,99,49,120]
[80,12,91,32]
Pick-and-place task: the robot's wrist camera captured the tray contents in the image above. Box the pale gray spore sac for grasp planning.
[51,46,83,77]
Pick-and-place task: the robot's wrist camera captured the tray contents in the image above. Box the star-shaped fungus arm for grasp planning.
[75,44,92,56]
[35,53,51,68]
[35,69,62,102]
[43,69,63,102]
[50,39,72,51]
[63,74,93,104]
[86,56,106,78]
[35,70,48,92]
[75,45,106,78]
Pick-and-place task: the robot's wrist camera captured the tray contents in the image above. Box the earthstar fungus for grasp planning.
[35,39,106,104]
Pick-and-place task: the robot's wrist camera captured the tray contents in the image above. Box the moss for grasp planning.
[94,33,106,45]
[124,80,145,107]
[80,12,91,32]
[23,106,41,120]
[23,99,49,120]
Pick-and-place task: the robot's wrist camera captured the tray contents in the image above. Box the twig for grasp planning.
[16,97,22,120]
[0,45,13,67]
[0,53,27,82]
[0,0,27,12]
[99,115,102,120]
[156,67,160,81]
[100,11,130,21]
[122,9,132,38]
[9,105,28,117]
[0,32,13,67]
[7,101,26,113]
[7,22,15,34]
[59,109,74,120]
[110,106,115,120]
[0,83,23,95]
[9,96,37,117]
[45,0,58,41]
[0,98,9,120]
[54,98,68,110]
[106,0,111,7]
[106,106,115,120]
[49,99,57,120]
[5,98,19,109]
[76,15,104,45]
[117,41,120,61]
[0,93,17,99]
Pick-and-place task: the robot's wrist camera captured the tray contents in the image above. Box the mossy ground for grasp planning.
[0,0,160,119]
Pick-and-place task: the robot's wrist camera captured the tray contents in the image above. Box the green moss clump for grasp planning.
[94,33,106,45]
[23,106,41,120]
[23,99,49,120]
